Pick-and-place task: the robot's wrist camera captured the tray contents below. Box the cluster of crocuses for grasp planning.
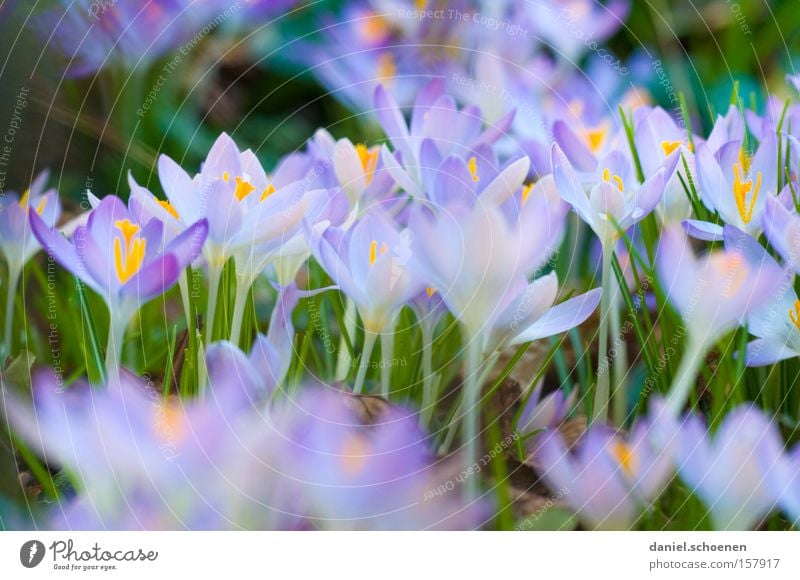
[4,72,800,529]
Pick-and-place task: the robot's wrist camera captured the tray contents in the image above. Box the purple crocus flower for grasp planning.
[375,81,517,197]
[632,106,693,223]
[275,387,490,530]
[0,170,61,356]
[656,225,781,412]
[518,381,577,436]
[553,143,673,246]
[704,105,746,154]
[537,417,672,530]
[309,210,424,392]
[763,444,800,527]
[720,224,800,366]
[30,195,207,383]
[685,136,777,240]
[157,133,340,343]
[32,1,212,77]
[762,193,800,272]
[671,405,786,530]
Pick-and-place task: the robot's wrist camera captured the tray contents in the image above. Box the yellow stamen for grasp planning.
[521,183,534,205]
[661,140,682,157]
[602,168,624,191]
[233,176,256,201]
[789,300,800,331]
[732,163,762,224]
[426,287,436,298]
[612,441,636,478]
[260,183,276,201]
[585,122,609,153]
[156,199,179,219]
[222,171,230,182]
[35,197,47,215]
[18,188,30,207]
[113,219,146,284]
[356,144,379,185]
[369,240,378,266]
[468,156,479,182]
[377,53,396,81]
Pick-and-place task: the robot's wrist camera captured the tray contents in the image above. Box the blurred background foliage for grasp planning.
[0,0,797,210]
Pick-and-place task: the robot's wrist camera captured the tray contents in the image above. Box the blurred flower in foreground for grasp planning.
[762,193,800,273]
[656,225,781,413]
[276,387,489,530]
[669,405,787,530]
[30,195,207,383]
[537,413,672,530]
[719,224,800,366]
[0,170,60,357]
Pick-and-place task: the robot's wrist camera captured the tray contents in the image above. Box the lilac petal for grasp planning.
[165,219,208,267]
[30,212,101,295]
[744,338,800,366]
[511,288,601,344]
[205,341,262,409]
[682,219,724,241]
[205,180,242,246]
[553,120,596,172]
[552,143,593,224]
[87,195,130,247]
[632,167,666,221]
[380,145,423,199]
[120,253,180,302]
[480,156,529,206]
[410,78,445,136]
[374,84,414,164]
[432,156,475,208]
[158,154,198,222]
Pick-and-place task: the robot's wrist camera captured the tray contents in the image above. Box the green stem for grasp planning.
[419,324,437,428]
[610,285,628,426]
[230,277,251,348]
[665,335,708,414]
[592,243,614,423]
[204,263,223,345]
[178,270,191,333]
[380,329,395,398]
[105,316,128,386]
[3,265,20,360]
[335,299,357,381]
[353,330,377,394]
[462,337,484,503]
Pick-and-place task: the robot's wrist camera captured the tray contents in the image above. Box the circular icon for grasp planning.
[20,540,46,568]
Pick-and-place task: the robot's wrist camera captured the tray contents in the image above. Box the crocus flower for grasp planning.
[671,405,785,530]
[762,193,800,272]
[0,170,60,356]
[375,80,517,196]
[704,105,746,154]
[553,143,672,247]
[275,387,490,530]
[2,280,315,530]
[685,136,777,240]
[157,133,338,343]
[33,1,212,77]
[309,210,424,393]
[536,417,672,530]
[763,444,800,526]
[632,106,693,223]
[407,195,599,501]
[656,225,781,412]
[30,195,207,383]
[719,224,800,366]
[517,381,577,436]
